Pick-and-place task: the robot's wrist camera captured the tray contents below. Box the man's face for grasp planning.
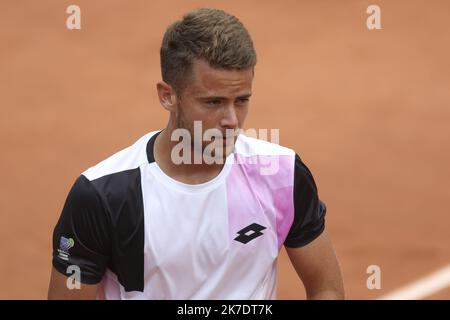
[174,59,254,159]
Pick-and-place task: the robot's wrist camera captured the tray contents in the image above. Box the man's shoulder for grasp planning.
[81,130,159,182]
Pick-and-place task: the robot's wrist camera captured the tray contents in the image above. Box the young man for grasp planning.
[48,8,344,300]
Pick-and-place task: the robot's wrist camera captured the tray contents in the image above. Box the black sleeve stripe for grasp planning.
[284,154,327,248]
[52,175,111,284]
[90,168,145,292]
[52,169,146,292]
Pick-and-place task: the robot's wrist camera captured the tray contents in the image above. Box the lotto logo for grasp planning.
[234,223,266,244]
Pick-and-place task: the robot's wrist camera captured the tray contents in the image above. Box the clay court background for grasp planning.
[1,0,449,299]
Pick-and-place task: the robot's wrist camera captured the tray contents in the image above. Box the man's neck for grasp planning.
[153,128,227,185]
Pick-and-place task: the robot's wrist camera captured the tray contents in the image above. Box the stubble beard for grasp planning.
[174,101,236,165]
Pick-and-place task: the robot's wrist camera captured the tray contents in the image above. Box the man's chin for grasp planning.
[201,142,235,165]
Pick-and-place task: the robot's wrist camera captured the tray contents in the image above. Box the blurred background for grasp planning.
[0,0,449,299]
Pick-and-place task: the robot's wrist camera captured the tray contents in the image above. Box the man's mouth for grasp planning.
[214,136,234,142]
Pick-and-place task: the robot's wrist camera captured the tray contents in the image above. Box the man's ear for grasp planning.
[156,81,177,112]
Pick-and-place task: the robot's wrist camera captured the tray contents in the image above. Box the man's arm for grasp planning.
[48,267,99,300]
[285,229,344,299]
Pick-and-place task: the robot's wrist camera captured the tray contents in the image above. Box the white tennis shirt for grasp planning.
[52,130,326,299]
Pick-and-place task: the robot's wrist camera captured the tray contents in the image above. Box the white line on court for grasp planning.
[379,264,450,300]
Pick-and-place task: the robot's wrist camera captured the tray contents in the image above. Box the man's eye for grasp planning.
[206,100,222,106]
[237,98,250,104]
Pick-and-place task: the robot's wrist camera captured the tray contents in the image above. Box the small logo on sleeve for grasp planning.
[57,236,75,261]
[234,223,267,244]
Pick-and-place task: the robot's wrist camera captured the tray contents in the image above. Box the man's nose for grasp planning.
[220,104,239,129]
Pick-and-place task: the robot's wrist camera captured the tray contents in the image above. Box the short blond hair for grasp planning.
[160,8,257,93]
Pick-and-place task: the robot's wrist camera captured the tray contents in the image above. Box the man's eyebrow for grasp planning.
[198,96,227,100]
[236,93,252,99]
[198,94,252,100]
